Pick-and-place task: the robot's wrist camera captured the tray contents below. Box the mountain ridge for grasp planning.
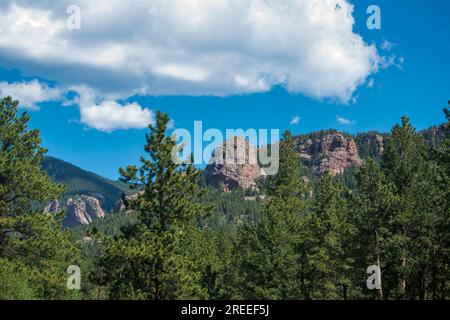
[41,156,130,212]
[42,123,446,227]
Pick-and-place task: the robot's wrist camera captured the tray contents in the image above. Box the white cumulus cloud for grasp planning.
[0,0,383,103]
[0,80,62,109]
[70,86,154,132]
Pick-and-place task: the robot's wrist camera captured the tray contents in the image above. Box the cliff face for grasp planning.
[44,124,444,225]
[204,136,265,191]
[44,195,106,228]
[294,133,362,176]
[204,133,365,190]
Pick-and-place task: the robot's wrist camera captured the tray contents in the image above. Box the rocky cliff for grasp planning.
[294,133,363,176]
[44,195,106,228]
[44,124,444,225]
[204,133,366,190]
[204,136,265,191]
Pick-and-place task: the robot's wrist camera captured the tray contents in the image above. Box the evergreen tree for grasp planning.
[427,104,450,299]
[100,111,212,300]
[352,158,397,299]
[0,96,63,252]
[2,213,85,299]
[383,116,434,299]
[0,97,82,300]
[302,175,353,299]
[231,131,309,299]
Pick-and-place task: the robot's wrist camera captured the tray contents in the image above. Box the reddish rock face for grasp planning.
[204,136,264,191]
[44,195,105,227]
[295,133,362,176]
[204,133,365,190]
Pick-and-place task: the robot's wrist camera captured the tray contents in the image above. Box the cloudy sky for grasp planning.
[0,0,448,178]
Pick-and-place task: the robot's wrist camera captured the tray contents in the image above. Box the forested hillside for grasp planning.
[41,156,130,211]
[0,96,448,300]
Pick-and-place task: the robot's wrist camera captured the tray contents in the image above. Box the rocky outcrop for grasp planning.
[356,132,385,159]
[204,134,364,189]
[294,133,362,176]
[44,195,106,227]
[205,136,265,191]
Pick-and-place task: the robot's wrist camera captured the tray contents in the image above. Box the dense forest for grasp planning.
[0,95,448,300]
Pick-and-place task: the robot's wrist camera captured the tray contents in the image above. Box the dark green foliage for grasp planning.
[300,175,354,299]
[0,97,88,300]
[382,116,435,299]
[0,258,36,299]
[41,156,130,211]
[0,97,63,242]
[355,132,387,160]
[1,94,449,300]
[2,213,86,299]
[227,131,310,299]
[199,188,262,230]
[71,210,139,239]
[425,104,450,299]
[99,111,213,300]
[352,158,398,299]
[338,166,358,190]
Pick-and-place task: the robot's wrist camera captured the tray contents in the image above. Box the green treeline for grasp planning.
[40,156,132,212]
[0,96,448,300]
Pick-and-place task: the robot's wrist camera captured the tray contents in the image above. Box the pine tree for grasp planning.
[427,104,450,299]
[383,116,434,299]
[352,158,397,299]
[231,131,309,299]
[100,111,212,300]
[0,96,63,252]
[0,96,81,300]
[301,175,353,299]
[2,213,85,299]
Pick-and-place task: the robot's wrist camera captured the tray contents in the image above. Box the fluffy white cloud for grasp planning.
[0,80,62,109]
[290,116,301,125]
[336,115,355,126]
[0,79,154,131]
[0,0,383,102]
[71,86,154,132]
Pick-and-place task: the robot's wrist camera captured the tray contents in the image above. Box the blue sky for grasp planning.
[0,0,448,179]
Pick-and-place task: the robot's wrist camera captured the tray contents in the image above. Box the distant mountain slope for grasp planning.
[40,123,446,227]
[41,156,131,212]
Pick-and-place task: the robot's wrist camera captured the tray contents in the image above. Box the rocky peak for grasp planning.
[44,195,106,227]
[294,133,362,176]
[204,136,264,191]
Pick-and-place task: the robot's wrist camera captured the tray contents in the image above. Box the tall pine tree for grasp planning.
[383,116,434,299]
[230,131,309,299]
[100,111,212,300]
[352,158,397,299]
[302,175,353,299]
[0,96,63,252]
